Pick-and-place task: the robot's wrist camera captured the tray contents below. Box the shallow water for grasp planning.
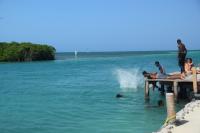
[0,51,200,133]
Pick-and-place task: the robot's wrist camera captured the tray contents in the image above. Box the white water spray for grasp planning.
[115,68,143,92]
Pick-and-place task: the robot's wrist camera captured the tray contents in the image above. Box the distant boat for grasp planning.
[74,50,78,57]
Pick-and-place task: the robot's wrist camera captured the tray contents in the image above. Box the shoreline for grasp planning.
[154,100,200,133]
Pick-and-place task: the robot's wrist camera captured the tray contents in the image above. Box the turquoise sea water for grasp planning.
[1,51,200,133]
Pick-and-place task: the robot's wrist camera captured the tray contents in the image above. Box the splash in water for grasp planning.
[115,68,143,92]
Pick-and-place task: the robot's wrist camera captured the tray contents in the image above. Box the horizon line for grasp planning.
[56,49,200,53]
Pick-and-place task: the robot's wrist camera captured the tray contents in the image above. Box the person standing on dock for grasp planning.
[155,61,166,94]
[177,39,187,73]
[155,61,166,75]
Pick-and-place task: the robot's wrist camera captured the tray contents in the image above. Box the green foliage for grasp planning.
[0,42,56,62]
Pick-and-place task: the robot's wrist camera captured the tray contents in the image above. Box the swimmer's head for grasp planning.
[158,100,164,107]
[116,93,123,98]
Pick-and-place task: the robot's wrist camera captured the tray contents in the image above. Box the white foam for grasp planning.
[114,68,143,92]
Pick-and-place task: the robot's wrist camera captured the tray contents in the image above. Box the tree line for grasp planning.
[0,42,56,62]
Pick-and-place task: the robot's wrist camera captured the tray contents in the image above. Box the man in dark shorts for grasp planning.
[177,39,187,73]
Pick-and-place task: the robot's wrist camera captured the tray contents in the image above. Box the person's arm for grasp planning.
[183,44,187,54]
[197,70,200,74]
[152,72,157,75]
[184,63,188,72]
[159,66,164,74]
[177,45,181,58]
[185,46,187,54]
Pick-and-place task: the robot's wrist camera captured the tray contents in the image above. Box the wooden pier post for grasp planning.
[145,80,150,100]
[165,93,176,125]
[192,67,198,94]
[173,81,178,102]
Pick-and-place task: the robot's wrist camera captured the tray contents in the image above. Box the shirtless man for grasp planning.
[184,58,193,76]
[184,58,200,75]
[177,39,187,73]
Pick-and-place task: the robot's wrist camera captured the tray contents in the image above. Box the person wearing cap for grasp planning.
[177,39,187,73]
[155,61,166,94]
[155,61,166,75]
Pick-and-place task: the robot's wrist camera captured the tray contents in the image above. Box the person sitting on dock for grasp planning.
[184,58,193,76]
[184,58,200,75]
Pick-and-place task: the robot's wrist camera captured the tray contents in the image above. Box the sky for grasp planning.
[0,0,200,52]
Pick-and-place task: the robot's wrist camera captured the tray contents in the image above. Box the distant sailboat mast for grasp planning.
[74,50,78,58]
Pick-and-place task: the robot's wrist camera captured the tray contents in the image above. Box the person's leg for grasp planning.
[151,82,158,91]
[167,86,173,93]
[178,58,184,73]
[181,66,184,73]
[180,58,185,73]
[167,74,182,79]
[180,59,185,73]
[181,54,186,73]
[160,83,165,95]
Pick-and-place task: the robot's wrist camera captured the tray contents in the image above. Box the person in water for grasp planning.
[116,93,124,98]
[177,39,187,73]
[157,100,164,107]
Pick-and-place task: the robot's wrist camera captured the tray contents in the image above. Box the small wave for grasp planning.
[114,68,143,92]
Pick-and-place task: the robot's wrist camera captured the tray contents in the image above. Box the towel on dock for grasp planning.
[184,74,200,81]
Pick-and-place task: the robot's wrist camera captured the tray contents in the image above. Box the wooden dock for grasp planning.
[144,68,200,101]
